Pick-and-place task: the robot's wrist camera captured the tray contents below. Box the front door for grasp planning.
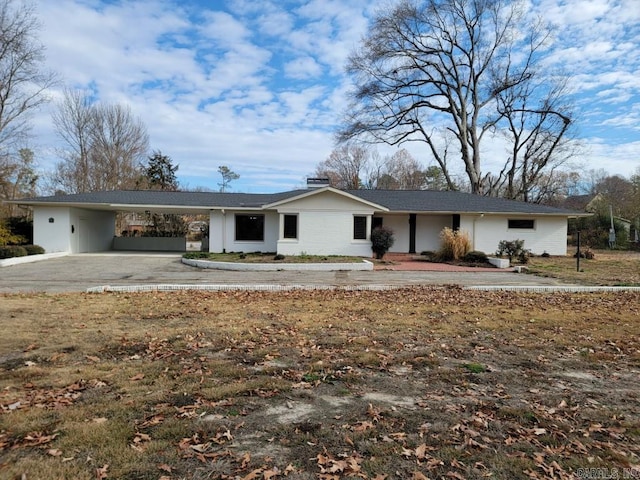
[409,214,416,253]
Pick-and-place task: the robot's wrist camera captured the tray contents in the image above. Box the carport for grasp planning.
[12,191,214,254]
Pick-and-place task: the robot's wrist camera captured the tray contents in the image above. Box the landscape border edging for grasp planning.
[181,257,374,272]
[0,251,70,268]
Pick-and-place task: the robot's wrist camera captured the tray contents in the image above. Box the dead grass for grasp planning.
[527,249,640,285]
[1,288,639,479]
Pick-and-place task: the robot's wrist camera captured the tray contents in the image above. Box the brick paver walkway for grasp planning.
[374,253,508,272]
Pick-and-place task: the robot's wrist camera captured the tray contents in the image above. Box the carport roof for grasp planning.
[16,189,306,209]
[15,187,584,215]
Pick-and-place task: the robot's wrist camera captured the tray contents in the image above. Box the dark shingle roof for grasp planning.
[19,190,306,209]
[348,189,580,215]
[17,188,581,215]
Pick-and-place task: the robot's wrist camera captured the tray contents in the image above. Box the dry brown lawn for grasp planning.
[1,287,639,480]
[527,249,640,286]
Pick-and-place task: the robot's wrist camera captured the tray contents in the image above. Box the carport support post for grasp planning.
[576,231,581,272]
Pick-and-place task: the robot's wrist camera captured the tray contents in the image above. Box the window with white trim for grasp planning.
[283,214,297,239]
[353,216,367,240]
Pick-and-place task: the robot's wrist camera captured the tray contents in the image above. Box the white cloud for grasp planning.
[283,56,323,80]
[25,0,640,194]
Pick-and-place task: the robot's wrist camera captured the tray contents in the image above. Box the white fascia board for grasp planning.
[109,203,213,211]
[262,186,389,212]
[387,210,587,217]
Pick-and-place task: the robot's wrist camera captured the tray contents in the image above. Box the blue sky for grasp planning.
[32,0,639,193]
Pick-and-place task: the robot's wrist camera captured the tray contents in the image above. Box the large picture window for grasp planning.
[508,219,535,229]
[235,214,264,241]
[283,214,297,239]
[353,216,367,240]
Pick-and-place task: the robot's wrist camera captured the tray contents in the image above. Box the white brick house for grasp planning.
[12,186,584,256]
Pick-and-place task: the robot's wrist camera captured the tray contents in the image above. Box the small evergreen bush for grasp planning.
[24,245,45,255]
[437,228,471,261]
[371,226,395,259]
[0,246,28,259]
[496,239,530,264]
[463,250,488,264]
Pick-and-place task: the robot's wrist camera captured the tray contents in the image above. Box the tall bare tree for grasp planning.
[50,89,93,192]
[485,76,576,201]
[314,143,371,189]
[88,103,148,191]
[380,149,426,190]
[51,90,149,193]
[340,0,575,197]
[0,0,56,151]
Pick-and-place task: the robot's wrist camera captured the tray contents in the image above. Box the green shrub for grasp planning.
[0,245,28,259]
[0,220,25,246]
[6,217,33,244]
[183,252,210,259]
[463,250,488,264]
[568,215,629,249]
[273,254,285,260]
[23,245,45,255]
[371,226,395,259]
[437,228,471,261]
[496,239,530,264]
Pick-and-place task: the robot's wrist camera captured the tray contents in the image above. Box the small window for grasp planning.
[235,214,264,241]
[508,219,535,229]
[353,216,367,240]
[283,214,297,239]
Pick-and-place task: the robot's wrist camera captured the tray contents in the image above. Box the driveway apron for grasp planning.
[0,253,575,294]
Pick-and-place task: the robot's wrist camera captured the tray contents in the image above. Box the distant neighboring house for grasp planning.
[120,212,151,236]
[561,193,605,213]
[8,182,586,256]
[562,193,633,235]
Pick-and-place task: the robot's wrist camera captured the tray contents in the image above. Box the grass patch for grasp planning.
[462,362,487,373]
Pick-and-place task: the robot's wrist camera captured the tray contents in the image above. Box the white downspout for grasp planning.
[221,209,226,253]
[472,213,484,251]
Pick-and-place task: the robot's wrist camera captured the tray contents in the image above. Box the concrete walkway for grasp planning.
[0,252,576,294]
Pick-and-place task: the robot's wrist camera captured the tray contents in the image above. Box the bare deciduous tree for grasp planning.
[89,103,149,191]
[0,0,56,151]
[380,149,426,190]
[340,0,576,198]
[484,77,577,201]
[50,89,93,192]
[314,143,371,189]
[0,147,37,216]
[51,90,149,193]
[314,146,447,191]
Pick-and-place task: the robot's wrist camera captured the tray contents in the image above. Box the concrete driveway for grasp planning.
[0,253,575,294]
